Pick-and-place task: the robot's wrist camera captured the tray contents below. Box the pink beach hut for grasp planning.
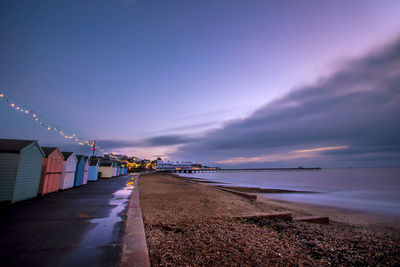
[39,147,64,196]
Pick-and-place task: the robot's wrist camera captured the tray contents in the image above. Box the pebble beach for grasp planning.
[139,172,400,266]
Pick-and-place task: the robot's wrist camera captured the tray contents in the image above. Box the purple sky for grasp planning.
[1,0,400,167]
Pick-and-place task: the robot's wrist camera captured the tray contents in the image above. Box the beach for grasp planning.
[139,172,400,266]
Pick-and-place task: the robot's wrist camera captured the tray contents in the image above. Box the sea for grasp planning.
[179,168,400,215]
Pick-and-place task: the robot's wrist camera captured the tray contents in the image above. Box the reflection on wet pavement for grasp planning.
[63,175,137,267]
[0,174,138,267]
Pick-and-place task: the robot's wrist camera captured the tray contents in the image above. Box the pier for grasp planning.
[160,167,321,174]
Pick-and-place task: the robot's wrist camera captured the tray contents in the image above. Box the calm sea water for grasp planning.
[179,168,400,215]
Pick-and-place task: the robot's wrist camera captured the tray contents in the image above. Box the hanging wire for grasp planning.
[0,89,106,154]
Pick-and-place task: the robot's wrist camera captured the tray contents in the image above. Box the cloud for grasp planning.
[294,146,349,153]
[95,134,192,150]
[146,135,193,146]
[95,139,141,149]
[216,146,349,164]
[155,121,220,133]
[169,37,400,167]
[173,107,239,121]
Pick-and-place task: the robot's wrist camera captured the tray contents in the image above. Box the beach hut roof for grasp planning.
[62,152,74,159]
[0,139,35,153]
[99,159,114,167]
[76,155,89,164]
[89,158,100,166]
[0,139,45,156]
[41,147,58,157]
[41,146,64,160]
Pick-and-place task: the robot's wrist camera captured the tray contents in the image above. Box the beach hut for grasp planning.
[116,165,120,176]
[88,158,100,181]
[60,152,77,190]
[74,155,89,187]
[39,147,64,196]
[112,163,117,177]
[98,160,114,178]
[0,139,45,203]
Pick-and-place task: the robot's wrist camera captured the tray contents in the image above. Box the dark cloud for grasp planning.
[170,37,400,167]
[160,121,219,132]
[96,134,192,150]
[146,135,193,146]
[95,139,141,149]
[173,107,238,121]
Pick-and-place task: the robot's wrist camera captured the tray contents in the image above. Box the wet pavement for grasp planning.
[0,174,135,267]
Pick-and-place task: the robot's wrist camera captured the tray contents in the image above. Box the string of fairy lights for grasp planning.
[0,89,106,154]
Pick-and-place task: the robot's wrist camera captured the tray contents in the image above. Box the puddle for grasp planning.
[63,176,136,266]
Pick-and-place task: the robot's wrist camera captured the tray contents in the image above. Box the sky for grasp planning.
[0,0,400,167]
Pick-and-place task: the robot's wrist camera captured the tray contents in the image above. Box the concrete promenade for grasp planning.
[121,175,150,267]
[0,174,134,267]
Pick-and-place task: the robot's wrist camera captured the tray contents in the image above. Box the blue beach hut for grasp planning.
[0,139,45,203]
[87,158,100,181]
[74,155,89,187]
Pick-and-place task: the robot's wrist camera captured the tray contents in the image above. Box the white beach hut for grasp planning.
[112,162,117,177]
[98,160,114,178]
[60,152,77,190]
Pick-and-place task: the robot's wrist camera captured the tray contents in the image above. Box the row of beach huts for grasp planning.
[0,139,128,203]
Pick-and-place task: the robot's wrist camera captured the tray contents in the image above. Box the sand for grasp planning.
[139,172,400,266]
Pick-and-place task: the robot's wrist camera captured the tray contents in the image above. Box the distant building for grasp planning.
[156,160,199,172]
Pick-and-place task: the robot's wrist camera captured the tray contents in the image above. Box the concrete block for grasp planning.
[238,212,293,221]
[215,187,257,200]
[295,216,329,225]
